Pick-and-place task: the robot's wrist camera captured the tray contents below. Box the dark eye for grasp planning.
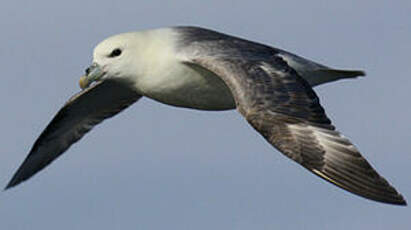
[109,48,122,58]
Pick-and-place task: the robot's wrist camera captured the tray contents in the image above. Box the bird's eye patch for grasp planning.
[108,48,122,58]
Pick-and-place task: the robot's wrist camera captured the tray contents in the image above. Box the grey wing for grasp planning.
[184,54,406,205]
[6,79,142,189]
[175,26,365,87]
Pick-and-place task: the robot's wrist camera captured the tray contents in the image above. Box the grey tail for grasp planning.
[308,68,366,87]
[318,69,366,78]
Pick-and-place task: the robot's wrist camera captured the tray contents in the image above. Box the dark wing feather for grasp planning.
[184,52,406,205]
[6,79,141,189]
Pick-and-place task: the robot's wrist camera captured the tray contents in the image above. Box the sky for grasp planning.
[1,1,410,229]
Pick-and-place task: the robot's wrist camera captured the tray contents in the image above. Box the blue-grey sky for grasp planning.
[1,1,410,229]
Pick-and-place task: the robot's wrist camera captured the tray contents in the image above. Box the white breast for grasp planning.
[133,29,235,110]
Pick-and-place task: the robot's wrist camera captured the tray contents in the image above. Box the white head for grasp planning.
[79,33,143,89]
[79,28,177,91]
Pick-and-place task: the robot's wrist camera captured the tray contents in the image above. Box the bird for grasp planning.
[5,26,406,205]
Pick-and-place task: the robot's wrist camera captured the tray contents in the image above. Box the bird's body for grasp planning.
[92,28,235,110]
[6,26,406,205]
[93,27,362,111]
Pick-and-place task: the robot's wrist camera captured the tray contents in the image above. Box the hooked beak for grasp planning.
[79,63,105,89]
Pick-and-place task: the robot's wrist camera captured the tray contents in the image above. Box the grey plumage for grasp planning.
[6,79,141,189]
[176,26,365,86]
[183,51,404,204]
[6,26,405,205]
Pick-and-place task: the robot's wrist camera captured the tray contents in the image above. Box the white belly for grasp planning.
[136,60,236,111]
[128,28,235,110]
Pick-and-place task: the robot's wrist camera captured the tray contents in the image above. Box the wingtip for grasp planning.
[399,201,407,206]
[389,199,407,206]
[402,200,407,206]
[366,188,407,206]
[395,194,407,206]
[357,70,366,77]
[382,185,407,206]
[4,178,19,191]
[4,169,26,191]
[4,184,13,191]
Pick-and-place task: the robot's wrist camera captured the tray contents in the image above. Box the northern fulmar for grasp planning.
[6,26,406,205]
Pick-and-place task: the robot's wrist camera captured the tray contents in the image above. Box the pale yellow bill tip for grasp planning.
[79,75,90,89]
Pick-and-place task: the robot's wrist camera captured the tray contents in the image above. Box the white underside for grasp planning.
[93,27,358,111]
[129,29,236,110]
[138,59,236,110]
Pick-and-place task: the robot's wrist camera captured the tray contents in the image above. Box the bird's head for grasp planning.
[79,32,145,89]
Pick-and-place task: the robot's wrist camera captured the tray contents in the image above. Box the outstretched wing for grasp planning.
[6,79,142,189]
[183,53,406,205]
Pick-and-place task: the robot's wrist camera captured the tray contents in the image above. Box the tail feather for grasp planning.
[318,69,366,78]
[308,69,366,87]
